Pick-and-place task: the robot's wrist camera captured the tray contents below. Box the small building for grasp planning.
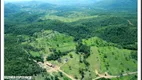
[64,58,69,63]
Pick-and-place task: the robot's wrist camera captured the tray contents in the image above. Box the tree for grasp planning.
[44,77,50,80]
[104,54,107,58]
[57,44,59,47]
[74,75,78,79]
[83,59,90,66]
[69,54,73,58]
[55,75,59,80]
[76,43,90,54]
[69,66,72,70]
[79,68,84,79]
[130,51,137,60]
[79,56,83,63]
[76,42,90,58]
[59,72,63,77]
[4,35,43,76]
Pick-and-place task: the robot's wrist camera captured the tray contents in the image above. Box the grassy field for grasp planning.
[42,12,98,22]
[97,74,137,80]
[98,47,137,75]
[24,30,76,57]
[83,37,137,75]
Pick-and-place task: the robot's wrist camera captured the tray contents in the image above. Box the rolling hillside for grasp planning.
[4,0,137,80]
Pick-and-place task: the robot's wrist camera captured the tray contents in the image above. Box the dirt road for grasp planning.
[127,20,134,26]
[94,70,137,80]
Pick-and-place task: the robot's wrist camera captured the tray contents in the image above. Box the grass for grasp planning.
[43,15,98,22]
[82,37,119,47]
[97,74,137,80]
[29,51,41,57]
[24,30,76,58]
[41,11,99,22]
[97,46,137,75]
[82,37,137,78]
[60,52,85,79]
[87,46,101,73]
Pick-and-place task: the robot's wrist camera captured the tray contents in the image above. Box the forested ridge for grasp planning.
[5,14,137,49]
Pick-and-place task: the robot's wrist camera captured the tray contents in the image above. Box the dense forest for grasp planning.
[4,0,137,80]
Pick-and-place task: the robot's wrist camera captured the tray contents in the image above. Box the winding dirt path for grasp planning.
[127,20,134,26]
[94,70,137,80]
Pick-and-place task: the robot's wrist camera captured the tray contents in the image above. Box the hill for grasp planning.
[4,1,137,80]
